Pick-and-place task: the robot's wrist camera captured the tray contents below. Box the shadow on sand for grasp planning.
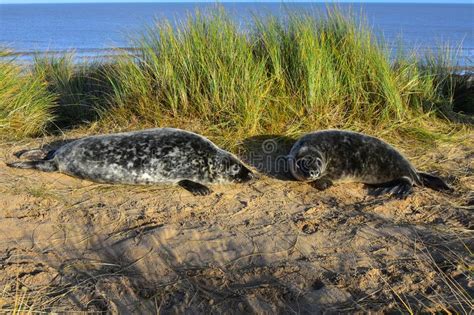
[239,135,297,181]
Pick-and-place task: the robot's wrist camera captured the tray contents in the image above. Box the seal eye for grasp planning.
[230,164,241,174]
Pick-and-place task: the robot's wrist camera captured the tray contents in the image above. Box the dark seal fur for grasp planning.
[7,128,253,196]
[288,129,453,199]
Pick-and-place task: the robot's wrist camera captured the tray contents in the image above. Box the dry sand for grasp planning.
[0,133,472,313]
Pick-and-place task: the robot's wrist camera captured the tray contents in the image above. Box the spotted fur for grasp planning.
[7,128,253,195]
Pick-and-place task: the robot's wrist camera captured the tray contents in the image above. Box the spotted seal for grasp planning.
[288,129,452,198]
[7,128,253,195]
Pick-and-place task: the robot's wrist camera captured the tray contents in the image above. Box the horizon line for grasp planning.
[1,0,473,4]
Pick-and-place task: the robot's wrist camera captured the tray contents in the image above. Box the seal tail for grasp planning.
[417,172,453,192]
[7,160,58,172]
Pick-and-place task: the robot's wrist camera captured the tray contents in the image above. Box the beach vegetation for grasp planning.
[0,7,471,145]
[0,50,56,139]
[33,53,112,128]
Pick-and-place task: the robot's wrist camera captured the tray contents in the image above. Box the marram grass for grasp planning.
[104,10,272,138]
[0,7,470,145]
[33,53,111,127]
[100,8,465,146]
[0,51,56,139]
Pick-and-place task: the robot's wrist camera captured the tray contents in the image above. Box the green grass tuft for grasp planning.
[103,9,273,139]
[0,51,56,139]
[33,53,112,128]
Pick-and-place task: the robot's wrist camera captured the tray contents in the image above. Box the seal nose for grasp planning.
[238,170,256,183]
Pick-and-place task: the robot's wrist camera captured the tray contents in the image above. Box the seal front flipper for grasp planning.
[7,160,58,172]
[309,177,333,191]
[178,180,212,196]
[368,177,413,199]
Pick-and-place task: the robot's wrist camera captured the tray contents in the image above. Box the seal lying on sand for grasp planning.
[288,130,452,199]
[7,128,253,196]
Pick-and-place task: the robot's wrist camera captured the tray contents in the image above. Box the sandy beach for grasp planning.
[1,3,473,312]
[0,133,472,313]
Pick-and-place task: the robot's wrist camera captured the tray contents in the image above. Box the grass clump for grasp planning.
[253,10,434,131]
[100,7,462,145]
[33,54,111,128]
[0,50,56,139]
[418,46,474,121]
[105,9,272,139]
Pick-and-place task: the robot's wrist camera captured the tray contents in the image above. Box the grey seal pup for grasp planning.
[7,128,254,196]
[288,129,452,199]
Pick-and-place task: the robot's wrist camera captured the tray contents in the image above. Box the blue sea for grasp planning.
[0,2,473,65]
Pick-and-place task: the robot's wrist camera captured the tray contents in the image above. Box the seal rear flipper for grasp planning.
[417,172,453,192]
[6,160,58,172]
[178,180,212,196]
[14,148,49,160]
[368,177,413,199]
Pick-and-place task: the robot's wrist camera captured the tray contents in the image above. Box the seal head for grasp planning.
[289,147,325,182]
[211,153,254,184]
